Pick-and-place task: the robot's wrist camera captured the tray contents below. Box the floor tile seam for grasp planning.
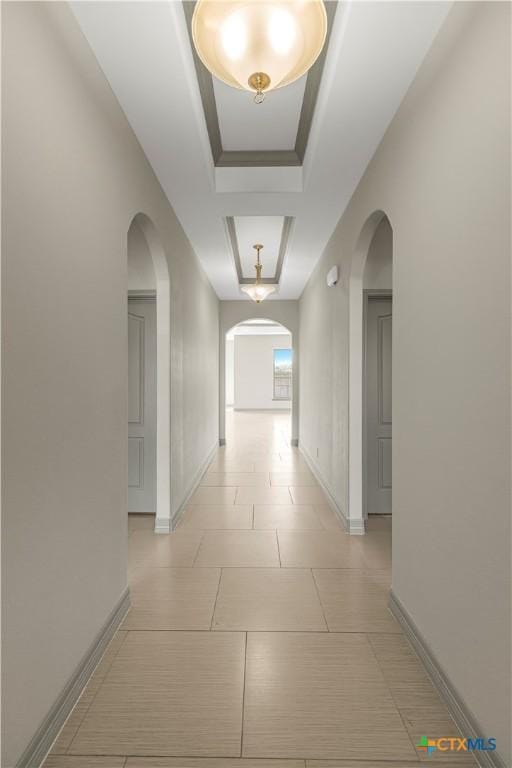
[65,630,130,754]
[64,754,474,765]
[240,632,248,758]
[309,568,330,632]
[62,752,129,758]
[111,628,405,634]
[252,526,330,532]
[131,565,212,571]
[70,752,309,761]
[365,631,421,759]
[176,564,394,570]
[303,762,422,767]
[194,565,357,570]
[275,530,282,567]
[60,752,423,761]
[209,568,224,630]
[180,526,254,532]
[191,531,207,567]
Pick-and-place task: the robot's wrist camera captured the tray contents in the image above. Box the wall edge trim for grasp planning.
[154,517,171,534]
[299,443,362,533]
[16,588,131,768]
[389,590,506,768]
[170,440,218,530]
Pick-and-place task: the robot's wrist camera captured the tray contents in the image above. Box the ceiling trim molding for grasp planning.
[274,216,294,284]
[226,216,294,284]
[217,150,301,168]
[296,0,337,161]
[183,0,337,168]
[182,1,223,163]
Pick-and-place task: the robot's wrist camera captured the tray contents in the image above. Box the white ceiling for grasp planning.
[214,76,306,151]
[71,1,452,300]
[235,216,284,278]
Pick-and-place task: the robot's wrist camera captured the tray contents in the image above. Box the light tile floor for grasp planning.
[46,411,474,768]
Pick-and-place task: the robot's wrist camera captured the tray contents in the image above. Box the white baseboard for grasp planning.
[170,440,218,530]
[389,591,505,768]
[347,516,366,534]
[16,589,130,768]
[299,443,365,534]
[154,517,171,534]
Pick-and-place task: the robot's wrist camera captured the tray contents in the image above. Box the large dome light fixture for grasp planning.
[240,244,277,302]
[191,0,328,103]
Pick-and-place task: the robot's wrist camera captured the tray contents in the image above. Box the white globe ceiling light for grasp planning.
[240,244,277,302]
[191,0,328,103]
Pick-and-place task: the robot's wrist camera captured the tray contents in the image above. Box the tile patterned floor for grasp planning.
[45,411,473,768]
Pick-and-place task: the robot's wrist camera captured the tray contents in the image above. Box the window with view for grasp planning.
[273,348,292,401]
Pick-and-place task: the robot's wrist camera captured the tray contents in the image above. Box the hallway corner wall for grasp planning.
[299,2,510,763]
[1,3,219,766]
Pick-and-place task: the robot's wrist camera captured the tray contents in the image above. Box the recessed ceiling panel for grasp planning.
[235,216,284,278]
[72,0,453,299]
[213,76,307,152]
[182,0,338,166]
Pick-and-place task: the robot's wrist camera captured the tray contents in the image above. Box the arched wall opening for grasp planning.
[348,210,393,532]
[219,303,300,447]
[225,320,294,444]
[127,213,171,532]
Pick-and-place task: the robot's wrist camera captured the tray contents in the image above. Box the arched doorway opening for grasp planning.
[224,319,294,449]
[219,305,300,447]
[349,211,393,532]
[127,213,171,533]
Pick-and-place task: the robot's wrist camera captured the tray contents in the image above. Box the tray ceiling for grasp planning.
[213,77,307,153]
[183,0,337,167]
[227,215,293,284]
[71,0,453,300]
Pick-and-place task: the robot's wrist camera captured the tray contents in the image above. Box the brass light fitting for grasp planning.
[248,73,271,104]
[191,0,328,104]
[240,244,277,303]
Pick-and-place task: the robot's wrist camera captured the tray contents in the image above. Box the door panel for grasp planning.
[128,436,144,489]
[128,299,156,513]
[378,437,392,489]
[365,297,392,515]
[128,313,144,424]
[379,314,392,425]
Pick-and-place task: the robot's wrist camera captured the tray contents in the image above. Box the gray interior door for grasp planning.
[128,298,156,513]
[365,296,392,515]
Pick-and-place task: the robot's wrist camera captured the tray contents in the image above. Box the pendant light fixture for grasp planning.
[191,0,328,103]
[240,244,277,302]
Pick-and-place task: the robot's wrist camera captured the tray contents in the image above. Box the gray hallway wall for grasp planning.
[1,4,218,765]
[299,3,510,764]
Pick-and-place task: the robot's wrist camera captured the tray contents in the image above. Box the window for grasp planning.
[273,348,292,400]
